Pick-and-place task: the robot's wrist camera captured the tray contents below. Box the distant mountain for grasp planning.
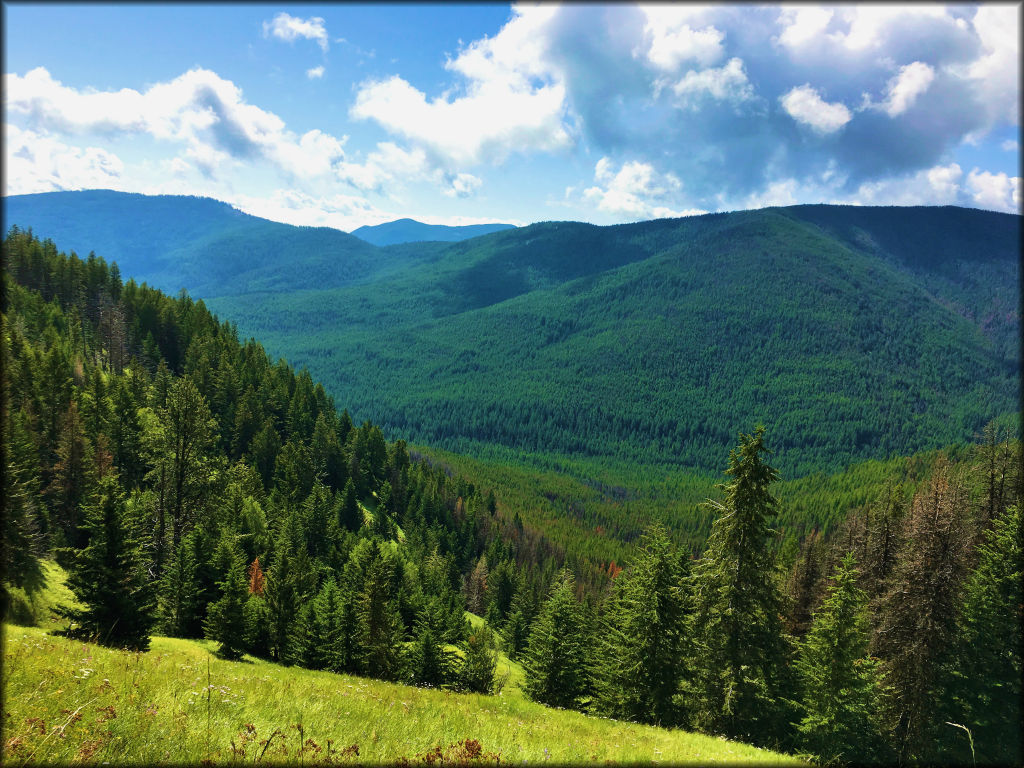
[350,218,516,246]
[2,190,431,297]
[207,205,1021,477]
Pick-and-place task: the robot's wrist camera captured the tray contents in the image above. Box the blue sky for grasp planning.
[4,3,1020,230]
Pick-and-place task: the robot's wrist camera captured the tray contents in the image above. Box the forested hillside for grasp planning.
[7,193,1017,487]
[208,205,1019,479]
[2,228,1020,766]
[1,227,567,690]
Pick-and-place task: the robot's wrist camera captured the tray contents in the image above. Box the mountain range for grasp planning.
[4,190,1019,480]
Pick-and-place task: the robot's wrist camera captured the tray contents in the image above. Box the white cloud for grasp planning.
[443,173,482,198]
[640,5,725,70]
[262,13,328,53]
[583,157,704,221]
[881,61,935,116]
[4,66,348,185]
[780,84,851,134]
[1001,139,1019,152]
[671,57,754,107]
[4,123,124,194]
[351,5,573,167]
[966,168,1021,213]
[776,6,833,50]
[306,66,325,80]
[968,4,1021,126]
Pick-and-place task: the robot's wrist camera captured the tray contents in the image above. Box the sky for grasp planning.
[3,2,1021,231]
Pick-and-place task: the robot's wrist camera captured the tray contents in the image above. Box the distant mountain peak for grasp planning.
[350,218,516,246]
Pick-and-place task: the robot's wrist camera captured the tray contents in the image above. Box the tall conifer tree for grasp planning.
[689,426,792,747]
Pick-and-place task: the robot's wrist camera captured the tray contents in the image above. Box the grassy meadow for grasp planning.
[2,566,802,766]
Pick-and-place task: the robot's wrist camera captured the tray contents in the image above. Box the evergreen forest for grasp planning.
[2,224,1021,766]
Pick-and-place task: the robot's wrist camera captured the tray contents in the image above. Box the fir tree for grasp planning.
[60,476,155,650]
[689,426,792,747]
[795,553,891,765]
[522,570,590,709]
[204,541,249,660]
[356,547,406,680]
[594,524,690,726]
[457,623,498,694]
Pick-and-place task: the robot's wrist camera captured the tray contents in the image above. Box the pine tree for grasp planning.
[59,476,156,650]
[795,553,891,765]
[594,524,690,726]
[942,504,1021,766]
[337,478,362,533]
[689,426,792,747]
[204,542,249,660]
[522,570,590,709]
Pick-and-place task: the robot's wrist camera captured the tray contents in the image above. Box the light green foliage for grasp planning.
[3,624,803,765]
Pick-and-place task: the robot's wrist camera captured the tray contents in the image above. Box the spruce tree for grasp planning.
[522,570,589,709]
[795,553,891,765]
[457,623,498,694]
[60,476,155,650]
[356,548,406,680]
[594,524,690,726]
[689,426,792,747]
[204,540,249,660]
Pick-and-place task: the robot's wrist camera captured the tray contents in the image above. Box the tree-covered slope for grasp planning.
[5,192,1017,477]
[207,206,1020,478]
[350,217,516,246]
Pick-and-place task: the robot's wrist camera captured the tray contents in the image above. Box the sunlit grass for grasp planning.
[4,623,803,765]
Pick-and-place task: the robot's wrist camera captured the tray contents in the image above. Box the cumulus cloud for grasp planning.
[880,61,935,116]
[306,66,325,80]
[671,57,754,108]
[640,6,725,70]
[263,13,328,53]
[780,84,851,133]
[350,5,573,168]
[4,124,124,194]
[582,157,705,220]
[966,168,1021,212]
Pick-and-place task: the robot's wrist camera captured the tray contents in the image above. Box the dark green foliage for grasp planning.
[198,205,1018,485]
[457,624,498,694]
[689,427,792,746]
[204,541,249,660]
[356,548,406,681]
[408,618,456,689]
[593,524,690,726]
[794,554,890,765]
[942,505,1022,766]
[59,476,156,650]
[522,570,590,709]
[158,532,200,637]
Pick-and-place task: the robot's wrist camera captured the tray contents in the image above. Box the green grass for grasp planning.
[3,560,82,629]
[3,624,803,765]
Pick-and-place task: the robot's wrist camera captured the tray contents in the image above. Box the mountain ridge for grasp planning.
[350,217,516,246]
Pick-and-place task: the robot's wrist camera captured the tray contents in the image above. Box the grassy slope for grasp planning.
[3,567,800,766]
